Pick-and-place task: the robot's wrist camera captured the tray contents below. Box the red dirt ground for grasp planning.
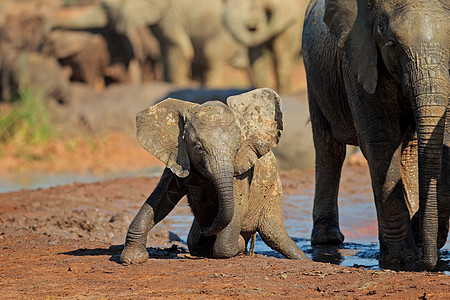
[0,133,449,299]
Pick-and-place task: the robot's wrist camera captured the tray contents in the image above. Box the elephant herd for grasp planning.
[122,0,449,272]
[0,0,309,103]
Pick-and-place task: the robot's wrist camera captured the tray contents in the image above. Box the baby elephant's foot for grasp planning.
[311,221,344,245]
[378,241,421,271]
[120,244,149,265]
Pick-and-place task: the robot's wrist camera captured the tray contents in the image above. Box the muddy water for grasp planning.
[1,171,448,273]
[0,167,165,193]
[162,193,450,273]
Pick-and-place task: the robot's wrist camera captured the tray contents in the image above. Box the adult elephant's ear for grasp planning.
[324,0,378,94]
[136,98,199,178]
[227,88,283,175]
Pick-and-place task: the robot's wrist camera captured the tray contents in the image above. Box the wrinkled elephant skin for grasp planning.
[120,88,309,263]
[302,0,449,271]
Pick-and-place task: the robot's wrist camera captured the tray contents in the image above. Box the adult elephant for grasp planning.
[51,0,162,83]
[0,46,70,103]
[223,0,309,93]
[302,0,449,271]
[100,0,246,87]
[41,30,110,90]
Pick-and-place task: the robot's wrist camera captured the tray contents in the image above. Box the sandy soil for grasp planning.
[0,135,449,299]
[0,64,448,299]
[0,132,164,174]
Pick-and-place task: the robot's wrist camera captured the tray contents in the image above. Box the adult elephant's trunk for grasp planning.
[403,48,449,270]
[201,166,235,237]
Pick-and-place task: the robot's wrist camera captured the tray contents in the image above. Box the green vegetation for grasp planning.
[0,89,54,146]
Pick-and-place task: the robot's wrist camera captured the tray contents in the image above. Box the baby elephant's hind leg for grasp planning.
[258,205,310,261]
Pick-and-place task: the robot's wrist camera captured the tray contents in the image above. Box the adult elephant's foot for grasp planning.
[378,239,422,271]
[311,221,344,245]
[120,244,149,265]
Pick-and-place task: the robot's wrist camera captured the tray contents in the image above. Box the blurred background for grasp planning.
[0,0,343,191]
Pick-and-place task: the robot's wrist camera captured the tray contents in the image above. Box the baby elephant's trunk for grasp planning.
[201,167,235,236]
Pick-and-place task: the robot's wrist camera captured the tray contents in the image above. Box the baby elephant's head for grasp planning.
[136,88,283,235]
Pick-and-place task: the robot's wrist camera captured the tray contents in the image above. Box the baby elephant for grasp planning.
[120,88,309,263]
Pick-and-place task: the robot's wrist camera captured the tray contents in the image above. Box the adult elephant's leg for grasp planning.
[309,98,346,245]
[365,142,420,270]
[120,169,187,264]
[203,35,233,88]
[161,34,193,85]
[187,217,216,257]
[438,110,450,249]
[272,20,302,94]
[248,46,270,89]
[438,143,450,249]
[351,89,421,269]
[204,58,226,88]
[401,136,448,251]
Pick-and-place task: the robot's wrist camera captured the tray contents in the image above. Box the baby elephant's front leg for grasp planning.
[120,170,185,264]
[259,212,310,260]
[212,213,243,258]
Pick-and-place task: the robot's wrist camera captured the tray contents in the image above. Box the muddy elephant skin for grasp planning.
[302,0,449,271]
[120,88,309,263]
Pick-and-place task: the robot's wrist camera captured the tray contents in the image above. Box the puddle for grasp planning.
[160,193,450,274]
[253,194,383,269]
[0,167,165,193]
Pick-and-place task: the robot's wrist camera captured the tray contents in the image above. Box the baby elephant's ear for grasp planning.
[136,98,198,178]
[227,88,283,175]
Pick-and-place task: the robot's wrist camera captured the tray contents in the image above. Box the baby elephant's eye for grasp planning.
[193,143,203,151]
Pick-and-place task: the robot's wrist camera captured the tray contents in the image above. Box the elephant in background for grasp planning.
[302,0,449,270]
[98,0,163,82]
[0,0,71,102]
[97,0,247,87]
[120,88,310,263]
[41,30,110,91]
[223,0,309,93]
[0,0,59,52]
[149,0,248,87]
[0,47,70,103]
[49,0,161,84]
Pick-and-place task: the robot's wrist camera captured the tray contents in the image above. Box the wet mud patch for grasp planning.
[1,166,449,298]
